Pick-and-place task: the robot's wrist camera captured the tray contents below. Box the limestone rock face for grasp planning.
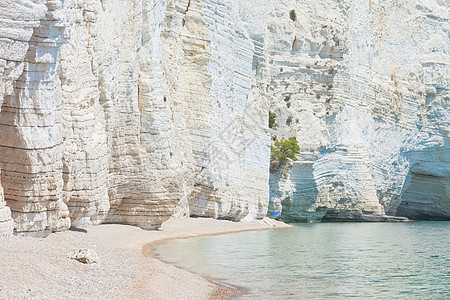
[0,0,269,236]
[0,0,71,237]
[0,0,448,236]
[261,0,449,221]
[0,185,13,237]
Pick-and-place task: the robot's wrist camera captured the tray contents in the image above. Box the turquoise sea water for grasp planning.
[154,222,450,299]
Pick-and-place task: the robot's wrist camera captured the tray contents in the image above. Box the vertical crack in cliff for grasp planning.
[182,0,191,26]
[184,0,191,14]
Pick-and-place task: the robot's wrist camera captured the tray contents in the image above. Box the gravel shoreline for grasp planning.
[0,218,291,299]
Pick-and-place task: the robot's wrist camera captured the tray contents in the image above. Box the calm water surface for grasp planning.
[154,222,450,299]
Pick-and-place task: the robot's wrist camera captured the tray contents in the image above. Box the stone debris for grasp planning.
[68,249,99,265]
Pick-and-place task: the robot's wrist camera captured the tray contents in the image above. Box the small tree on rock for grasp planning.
[269,111,277,128]
[289,9,297,22]
[270,136,300,171]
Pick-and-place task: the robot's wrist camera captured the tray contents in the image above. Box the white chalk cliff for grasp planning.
[262,0,449,221]
[0,0,448,236]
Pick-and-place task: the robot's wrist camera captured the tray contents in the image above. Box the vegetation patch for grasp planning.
[270,136,300,171]
[289,9,297,22]
[269,111,277,128]
[286,115,293,125]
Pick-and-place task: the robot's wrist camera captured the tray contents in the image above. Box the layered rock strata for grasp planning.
[0,0,448,236]
[0,0,269,236]
[263,0,449,221]
[0,0,70,236]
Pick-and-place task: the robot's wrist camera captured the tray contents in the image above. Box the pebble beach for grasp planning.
[0,218,290,299]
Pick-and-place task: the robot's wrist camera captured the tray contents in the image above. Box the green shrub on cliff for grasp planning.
[289,9,297,22]
[269,111,277,128]
[286,115,293,125]
[270,136,300,171]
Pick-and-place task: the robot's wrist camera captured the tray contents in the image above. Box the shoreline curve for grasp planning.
[0,217,292,299]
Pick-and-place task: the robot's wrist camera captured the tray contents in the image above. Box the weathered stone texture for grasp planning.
[0,0,270,236]
[262,0,449,221]
[0,0,448,236]
[0,0,70,236]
